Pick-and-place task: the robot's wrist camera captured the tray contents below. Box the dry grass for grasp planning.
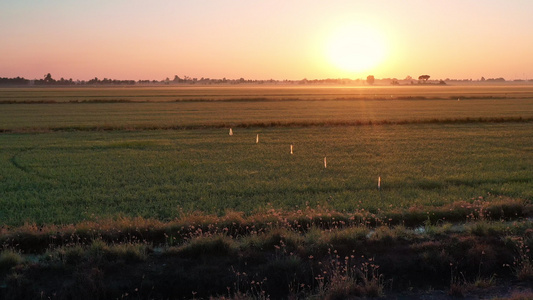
[0,215,531,299]
[491,290,533,300]
[0,198,530,254]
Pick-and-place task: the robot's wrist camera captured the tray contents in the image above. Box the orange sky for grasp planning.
[1,1,532,81]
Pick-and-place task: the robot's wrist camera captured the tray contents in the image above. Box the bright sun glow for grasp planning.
[326,23,387,74]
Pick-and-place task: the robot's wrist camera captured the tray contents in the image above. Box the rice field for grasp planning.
[0,85,532,226]
[1,98,533,131]
[2,85,533,103]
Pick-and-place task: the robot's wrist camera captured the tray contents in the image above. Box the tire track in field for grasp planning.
[10,146,57,181]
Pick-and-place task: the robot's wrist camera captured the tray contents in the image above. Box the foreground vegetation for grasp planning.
[0,203,532,299]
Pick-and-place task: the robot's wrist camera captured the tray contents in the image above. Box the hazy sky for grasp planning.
[1,0,532,80]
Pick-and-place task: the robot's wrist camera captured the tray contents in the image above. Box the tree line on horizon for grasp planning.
[0,73,525,86]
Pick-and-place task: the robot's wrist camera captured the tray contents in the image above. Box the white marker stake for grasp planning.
[324,156,327,168]
[290,144,293,155]
[378,176,383,202]
[229,128,233,136]
[256,134,259,143]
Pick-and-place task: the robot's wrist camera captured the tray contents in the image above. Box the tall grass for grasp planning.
[2,216,531,299]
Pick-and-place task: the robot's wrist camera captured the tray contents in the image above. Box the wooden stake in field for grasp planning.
[229,128,233,136]
[256,134,259,143]
[378,176,383,201]
[324,156,327,168]
[290,144,293,154]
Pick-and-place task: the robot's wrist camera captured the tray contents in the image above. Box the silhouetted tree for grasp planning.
[0,77,30,85]
[486,77,505,82]
[418,75,430,82]
[366,75,375,85]
[44,73,55,84]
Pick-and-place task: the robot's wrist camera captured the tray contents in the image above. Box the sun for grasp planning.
[326,23,387,74]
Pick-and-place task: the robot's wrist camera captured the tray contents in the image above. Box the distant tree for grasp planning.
[418,75,430,82]
[366,75,375,85]
[404,75,412,81]
[44,73,55,83]
[0,76,30,85]
[486,77,505,82]
[480,77,486,81]
[390,79,399,85]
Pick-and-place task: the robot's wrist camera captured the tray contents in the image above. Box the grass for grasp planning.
[492,291,533,300]
[0,215,531,299]
[0,201,530,254]
[1,123,531,226]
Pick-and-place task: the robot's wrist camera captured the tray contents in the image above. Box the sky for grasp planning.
[1,0,533,81]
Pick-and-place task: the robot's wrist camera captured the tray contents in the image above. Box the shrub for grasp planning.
[174,235,236,258]
[64,245,85,265]
[243,228,302,252]
[0,250,24,270]
[107,243,149,262]
[324,226,369,246]
[467,221,500,236]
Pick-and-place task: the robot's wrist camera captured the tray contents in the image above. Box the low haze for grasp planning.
[1,0,532,80]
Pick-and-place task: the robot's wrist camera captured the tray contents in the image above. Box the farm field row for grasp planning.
[2,84,533,102]
[1,123,531,226]
[1,98,533,131]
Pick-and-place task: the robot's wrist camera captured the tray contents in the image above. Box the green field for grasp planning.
[1,85,532,226]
